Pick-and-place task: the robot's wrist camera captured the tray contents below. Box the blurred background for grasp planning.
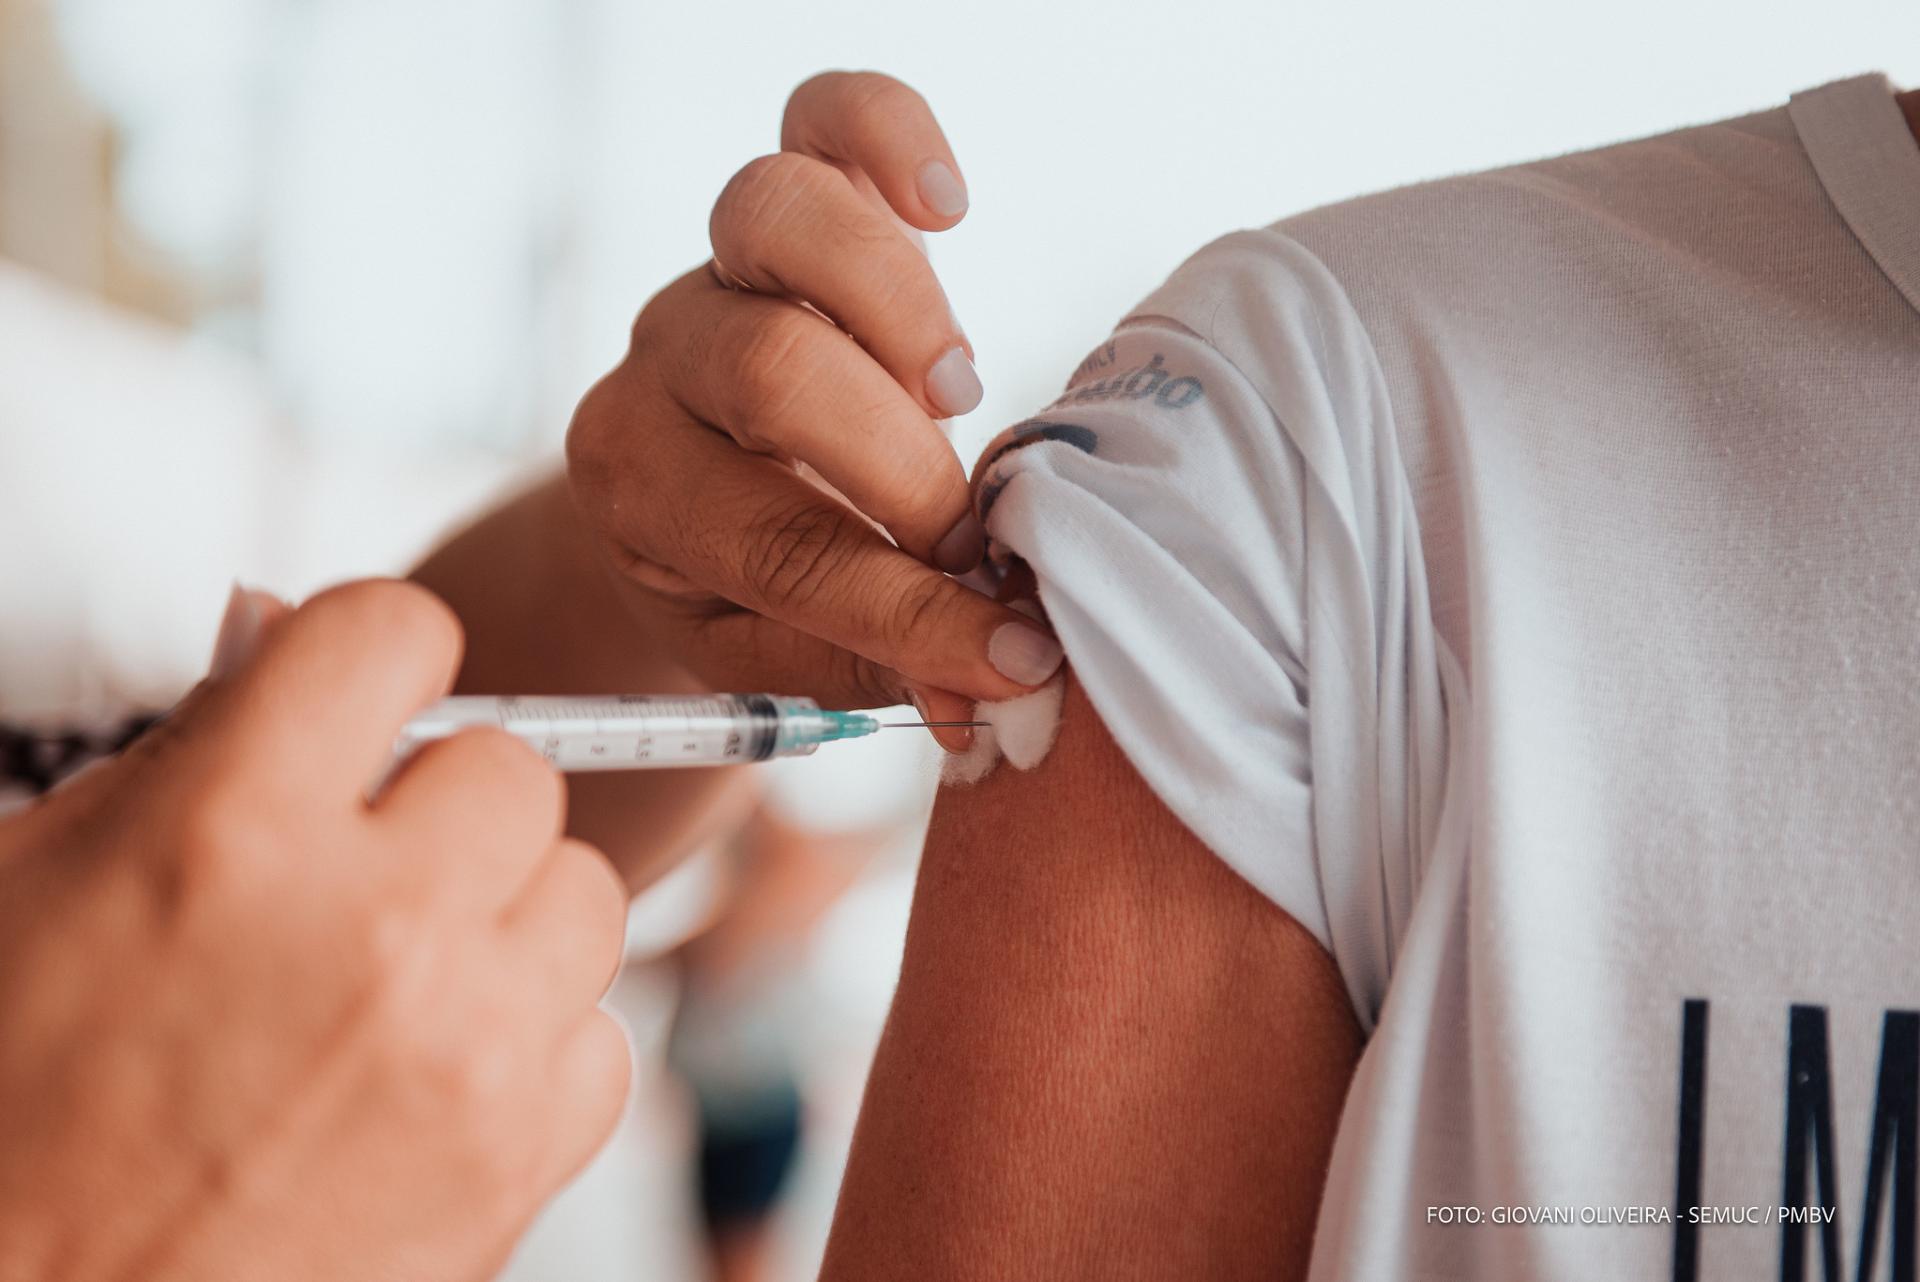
[4,0,1917,1276]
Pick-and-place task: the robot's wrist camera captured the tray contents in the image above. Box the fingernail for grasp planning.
[927,346,983,417]
[916,160,968,217]
[988,621,1063,687]
[210,581,263,678]
[933,512,985,574]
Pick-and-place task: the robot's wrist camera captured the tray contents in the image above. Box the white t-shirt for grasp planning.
[0,262,522,807]
[978,73,1920,1280]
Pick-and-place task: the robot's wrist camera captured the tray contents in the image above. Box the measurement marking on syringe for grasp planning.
[404,693,875,773]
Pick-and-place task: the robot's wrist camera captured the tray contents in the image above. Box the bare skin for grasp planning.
[0,582,629,1282]
[821,672,1362,1280]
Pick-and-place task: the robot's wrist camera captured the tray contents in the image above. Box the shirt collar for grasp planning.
[1790,72,1920,321]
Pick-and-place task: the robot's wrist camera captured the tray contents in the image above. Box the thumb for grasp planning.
[901,684,980,755]
[209,582,293,680]
[101,582,292,776]
[31,584,297,820]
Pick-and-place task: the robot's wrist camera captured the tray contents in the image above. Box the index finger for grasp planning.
[191,579,464,802]
[782,71,968,230]
[646,277,978,567]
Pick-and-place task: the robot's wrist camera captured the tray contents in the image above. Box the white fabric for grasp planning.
[0,259,525,725]
[977,73,1920,1280]
[978,275,1452,1030]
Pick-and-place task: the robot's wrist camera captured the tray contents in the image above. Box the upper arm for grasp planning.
[821,674,1362,1281]
[409,475,759,890]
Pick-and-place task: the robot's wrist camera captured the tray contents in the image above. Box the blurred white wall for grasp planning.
[559,0,1920,464]
[44,0,1920,461]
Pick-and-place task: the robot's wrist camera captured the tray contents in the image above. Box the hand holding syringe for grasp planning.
[396,695,982,771]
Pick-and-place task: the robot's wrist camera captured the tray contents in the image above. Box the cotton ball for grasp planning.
[941,725,1001,786]
[991,673,1066,767]
[939,673,1067,786]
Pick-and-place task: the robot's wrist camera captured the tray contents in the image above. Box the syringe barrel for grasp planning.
[397,694,823,771]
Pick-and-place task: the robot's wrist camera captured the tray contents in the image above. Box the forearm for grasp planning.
[410,471,755,890]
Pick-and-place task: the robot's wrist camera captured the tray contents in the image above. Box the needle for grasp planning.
[878,720,990,728]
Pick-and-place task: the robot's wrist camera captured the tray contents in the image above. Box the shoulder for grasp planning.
[1145,102,1811,353]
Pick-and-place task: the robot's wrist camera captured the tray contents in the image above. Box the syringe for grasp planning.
[395,694,979,772]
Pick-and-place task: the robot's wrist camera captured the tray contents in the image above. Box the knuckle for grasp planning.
[169,781,274,888]
[304,580,463,676]
[408,1037,531,1201]
[564,372,618,473]
[786,68,846,117]
[116,697,200,773]
[565,372,666,554]
[712,152,817,250]
[844,73,927,135]
[446,1034,523,1115]
[358,899,439,995]
[623,272,682,355]
[441,728,562,825]
[835,648,904,708]
[609,549,709,602]
[884,451,966,534]
[362,943,522,1116]
[725,307,819,432]
[744,498,862,615]
[857,235,919,299]
[560,839,628,939]
[614,272,701,393]
[886,572,952,648]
